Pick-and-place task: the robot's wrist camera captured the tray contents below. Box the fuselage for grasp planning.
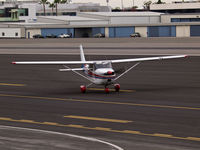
[83,62,116,85]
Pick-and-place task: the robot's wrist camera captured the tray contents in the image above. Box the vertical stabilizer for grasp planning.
[80,44,86,62]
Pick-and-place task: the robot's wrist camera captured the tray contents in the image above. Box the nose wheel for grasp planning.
[105,87,109,93]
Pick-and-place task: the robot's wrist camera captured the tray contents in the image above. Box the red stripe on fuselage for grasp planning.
[86,70,115,79]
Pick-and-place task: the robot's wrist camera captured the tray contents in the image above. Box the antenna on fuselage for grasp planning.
[80,44,86,62]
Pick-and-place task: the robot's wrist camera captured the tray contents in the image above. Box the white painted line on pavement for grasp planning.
[0,125,124,150]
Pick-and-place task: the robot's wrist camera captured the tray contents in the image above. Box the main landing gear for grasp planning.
[80,85,86,93]
[80,84,120,93]
[114,84,120,92]
[104,84,120,93]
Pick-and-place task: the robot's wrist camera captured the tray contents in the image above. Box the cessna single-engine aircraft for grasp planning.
[12,45,187,93]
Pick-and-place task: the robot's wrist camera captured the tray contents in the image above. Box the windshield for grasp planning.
[94,62,112,69]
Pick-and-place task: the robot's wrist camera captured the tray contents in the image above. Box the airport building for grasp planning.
[1,0,200,38]
[0,0,37,23]
[36,3,111,16]
[150,0,200,13]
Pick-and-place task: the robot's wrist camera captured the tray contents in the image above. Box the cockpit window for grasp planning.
[94,62,112,69]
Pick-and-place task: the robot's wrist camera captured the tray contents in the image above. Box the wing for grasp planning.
[12,55,187,65]
[11,61,94,65]
[110,55,187,63]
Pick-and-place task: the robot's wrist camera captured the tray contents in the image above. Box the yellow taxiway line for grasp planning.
[64,115,133,123]
[0,117,200,142]
[0,93,199,111]
[0,83,25,87]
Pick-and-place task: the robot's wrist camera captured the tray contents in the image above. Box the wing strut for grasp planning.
[63,65,93,82]
[114,62,141,81]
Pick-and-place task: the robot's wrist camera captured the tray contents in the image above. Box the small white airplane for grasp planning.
[12,45,187,93]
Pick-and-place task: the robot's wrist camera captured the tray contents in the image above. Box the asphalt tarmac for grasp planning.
[0,52,200,149]
[0,38,200,55]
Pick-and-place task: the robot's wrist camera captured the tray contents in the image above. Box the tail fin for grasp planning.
[80,44,86,62]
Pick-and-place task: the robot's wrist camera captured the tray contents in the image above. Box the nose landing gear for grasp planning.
[105,87,109,93]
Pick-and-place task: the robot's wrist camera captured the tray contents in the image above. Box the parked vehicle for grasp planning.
[94,33,105,38]
[46,34,57,38]
[130,32,141,37]
[58,33,72,38]
[33,34,44,38]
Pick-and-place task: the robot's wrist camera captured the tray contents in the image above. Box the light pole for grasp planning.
[121,0,124,10]
[106,0,109,6]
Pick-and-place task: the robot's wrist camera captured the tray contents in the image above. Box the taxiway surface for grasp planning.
[0,52,200,149]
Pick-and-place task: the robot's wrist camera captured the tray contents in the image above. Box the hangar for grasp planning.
[18,11,164,38]
[2,11,200,38]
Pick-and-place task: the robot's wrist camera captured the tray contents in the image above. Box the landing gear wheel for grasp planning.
[114,84,120,92]
[105,88,109,93]
[80,85,86,93]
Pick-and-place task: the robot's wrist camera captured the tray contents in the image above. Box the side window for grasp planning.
[89,64,94,71]
[2,32,5,36]
[15,32,18,36]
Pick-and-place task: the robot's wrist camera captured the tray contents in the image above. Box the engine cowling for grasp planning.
[104,71,115,75]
